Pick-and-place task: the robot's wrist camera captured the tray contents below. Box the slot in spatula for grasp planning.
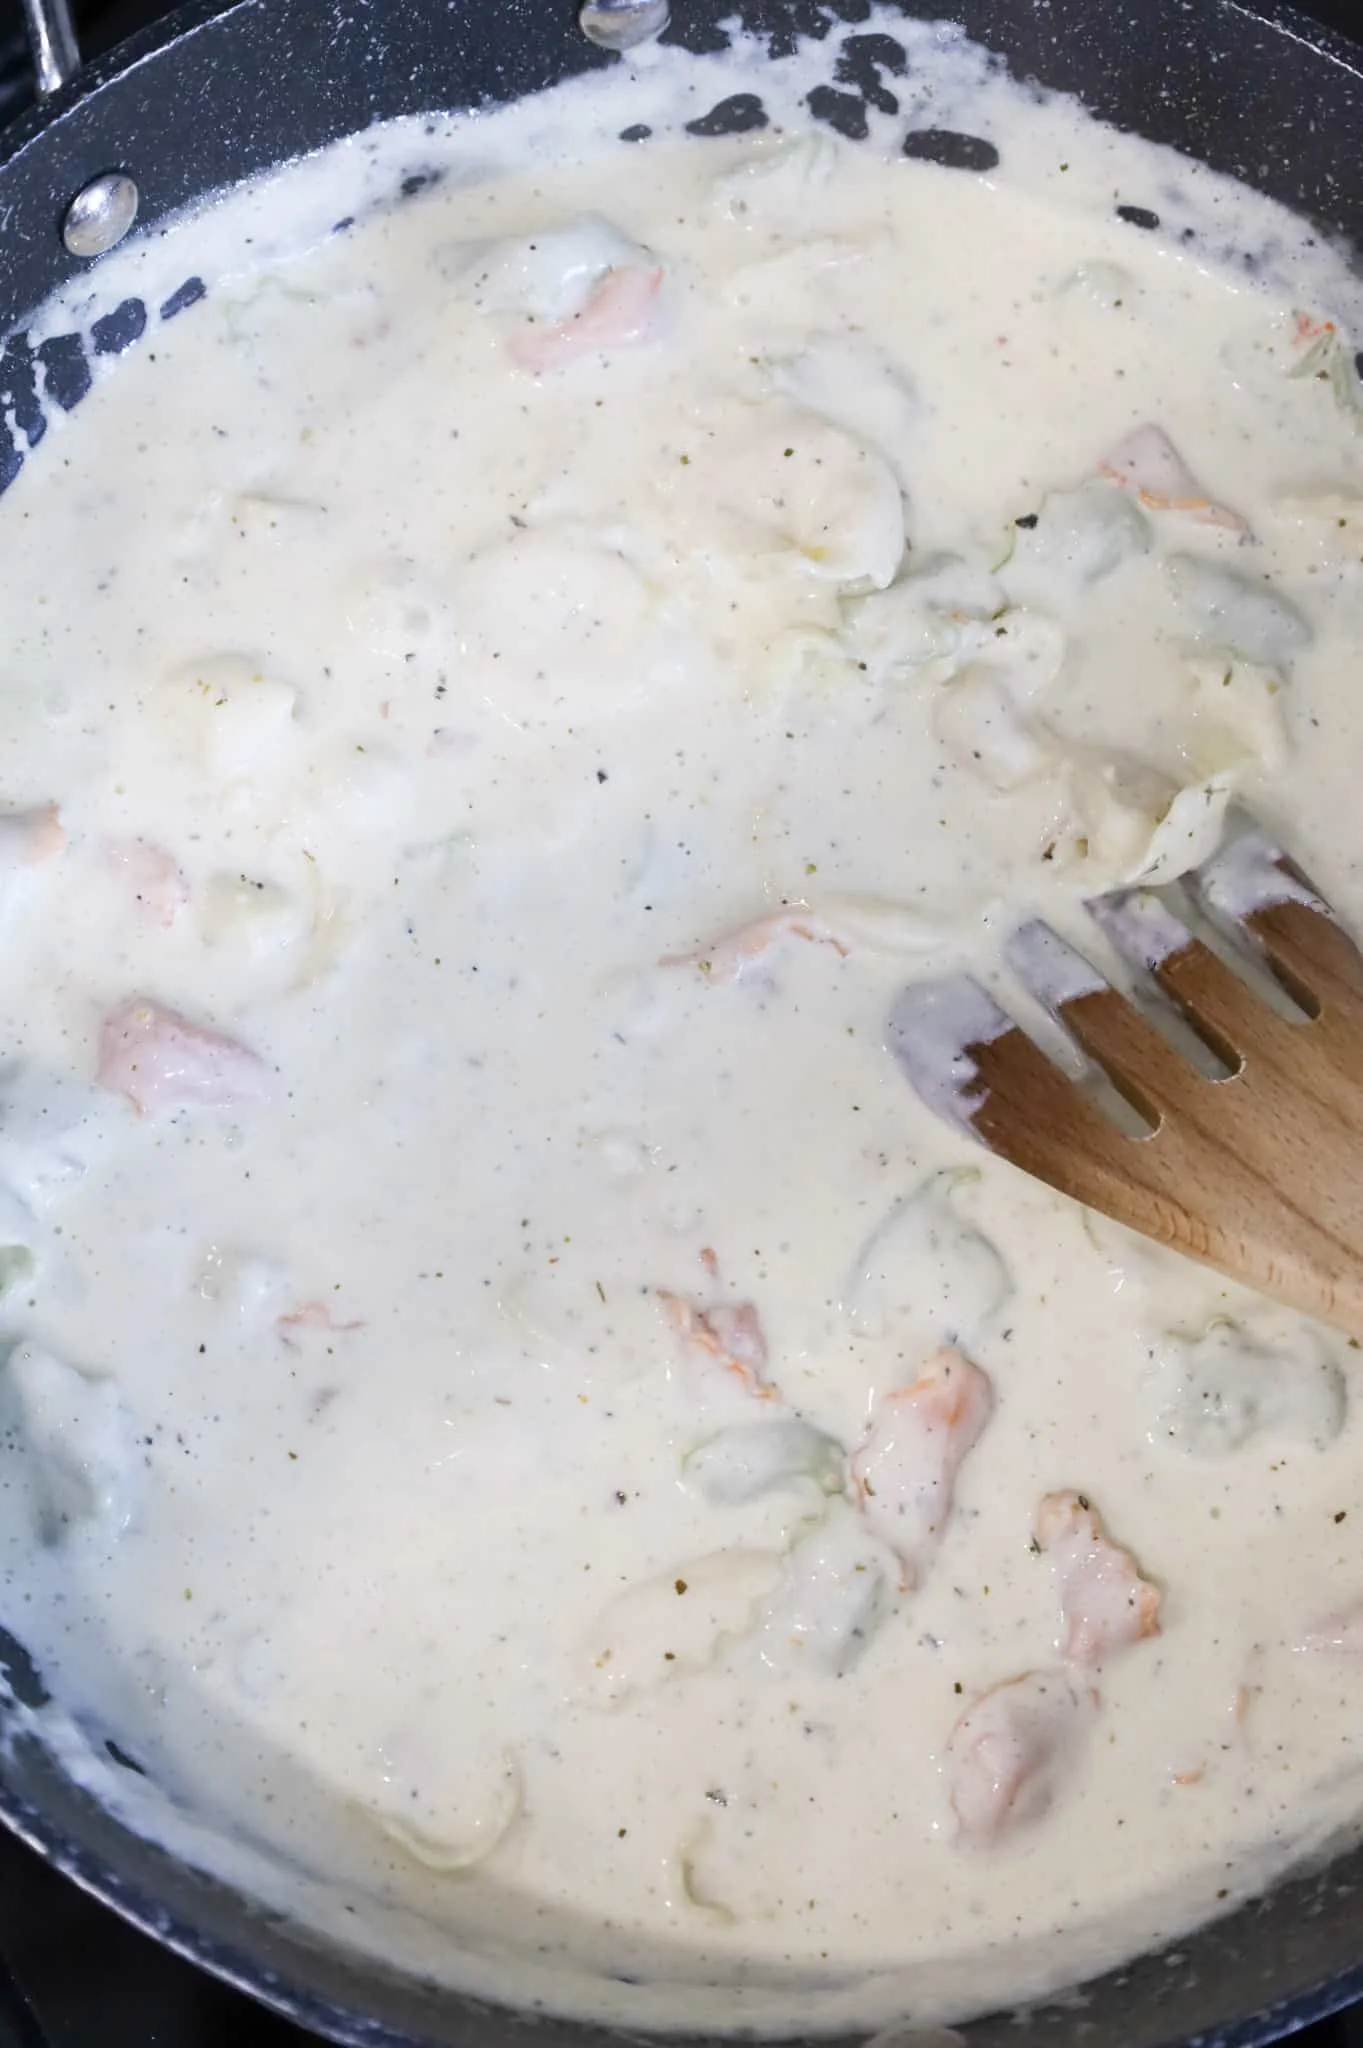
[888,830,1363,1338]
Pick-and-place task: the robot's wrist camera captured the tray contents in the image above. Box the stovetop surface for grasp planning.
[2,0,1363,2038]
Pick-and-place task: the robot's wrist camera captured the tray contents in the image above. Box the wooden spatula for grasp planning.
[888,829,1363,1339]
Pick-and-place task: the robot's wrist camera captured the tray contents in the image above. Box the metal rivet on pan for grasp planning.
[62,171,139,258]
[579,0,669,51]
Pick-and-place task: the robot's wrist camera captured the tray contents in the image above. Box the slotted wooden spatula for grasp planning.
[888,830,1363,1339]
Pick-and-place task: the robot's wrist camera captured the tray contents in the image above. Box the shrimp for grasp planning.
[1293,310,1337,346]
[1034,1489,1161,1666]
[97,998,271,1118]
[661,908,849,984]
[277,1301,365,1351]
[851,1347,993,1589]
[1098,423,1249,535]
[659,1292,776,1400]
[946,1669,1094,1842]
[509,265,663,374]
[0,804,64,872]
[104,837,188,929]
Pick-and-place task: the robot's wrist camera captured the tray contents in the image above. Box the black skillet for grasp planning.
[1,0,1363,2039]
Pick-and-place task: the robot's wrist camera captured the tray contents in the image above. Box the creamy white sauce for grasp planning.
[3,15,1363,2034]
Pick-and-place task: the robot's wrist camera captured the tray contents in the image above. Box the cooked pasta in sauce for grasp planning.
[3,13,1363,2033]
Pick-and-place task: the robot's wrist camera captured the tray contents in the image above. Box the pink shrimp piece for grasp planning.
[1035,1489,1161,1666]
[661,909,850,984]
[946,1669,1094,1842]
[510,265,663,374]
[851,1347,993,1589]
[1293,310,1337,346]
[104,837,188,929]
[277,1301,365,1351]
[97,998,271,1118]
[0,804,64,871]
[1098,423,1249,535]
[658,1292,775,1400]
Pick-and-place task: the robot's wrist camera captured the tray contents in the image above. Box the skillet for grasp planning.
[1,0,1363,2039]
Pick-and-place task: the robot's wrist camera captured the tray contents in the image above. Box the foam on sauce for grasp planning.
[3,12,1363,2033]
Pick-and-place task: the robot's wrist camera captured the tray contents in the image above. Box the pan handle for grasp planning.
[20,0,80,96]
